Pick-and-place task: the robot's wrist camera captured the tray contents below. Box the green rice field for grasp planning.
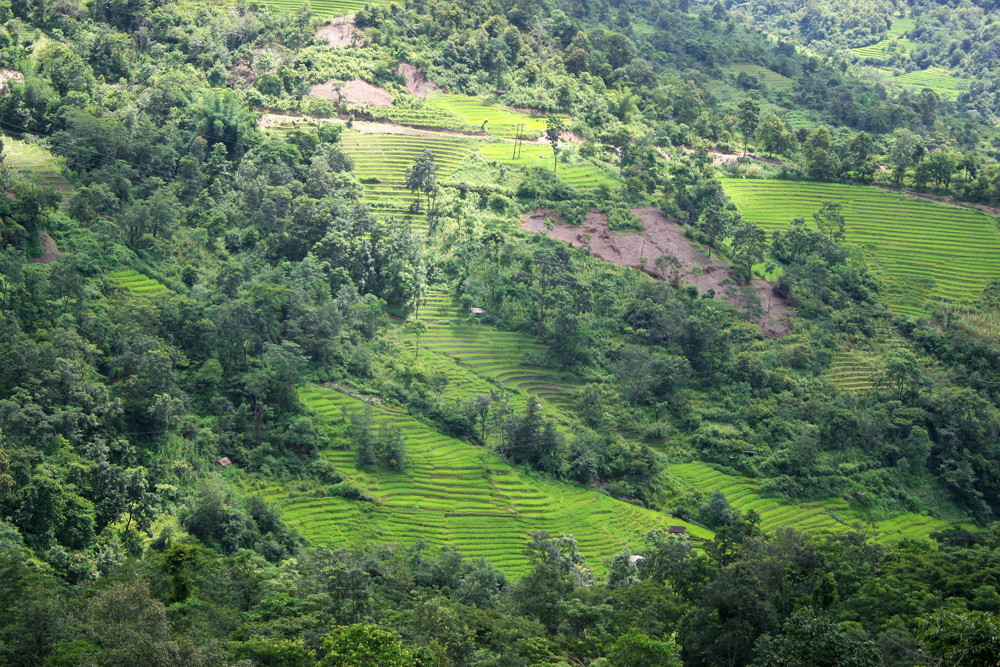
[883,66,969,98]
[2,136,74,197]
[478,142,619,193]
[720,179,1000,317]
[258,0,391,20]
[338,131,477,230]
[108,270,170,294]
[825,350,877,393]
[723,64,794,90]
[427,95,549,139]
[264,386,711,578]
[407,293,580,414]
[366,96,549,140]
[852,18,916,59]
[669,462,954,542]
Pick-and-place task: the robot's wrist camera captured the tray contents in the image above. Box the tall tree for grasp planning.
[732,222,767,284]
[545,116,564,173]
[404,150,438,214]
[736,98,760,157]
[617,344,655,422]
[813,201,846,245]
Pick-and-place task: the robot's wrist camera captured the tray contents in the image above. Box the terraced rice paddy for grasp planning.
[3,136,74,197]
[258,0,391,20]
[427,95,549,139]
[825,351,876,392]
[108,270,169,294]
[366,96,549,140]
[851,18,916,60]
[669,462,953,542]
[479,142,618,193]
[723,64,794,90]
[884,66,969,98]
[720,179,1000,316]
[265,386,711,577]
[409,293,579,412]
[338,131,476,230]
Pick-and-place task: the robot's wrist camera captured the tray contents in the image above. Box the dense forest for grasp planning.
[1,0,1000,664]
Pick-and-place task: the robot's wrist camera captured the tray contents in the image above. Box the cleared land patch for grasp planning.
[669,462,954,542]
[311,79,393,108]
[720,178,1000,317]
[521,207,793,337]
[315,19,356,46]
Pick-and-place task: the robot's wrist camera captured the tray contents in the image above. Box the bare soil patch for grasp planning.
[522,207,792,337]
[28,232,59,264]
[310,79,393,108]
[398,64,440,98]
[316,20,357,47]
[0,67,22,96]
[680,144,781,166]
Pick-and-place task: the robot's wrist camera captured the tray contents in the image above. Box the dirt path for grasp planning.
[522,207,792,337]
[28,232,59,264]
[398,64,440,98]
[316,19,357,47]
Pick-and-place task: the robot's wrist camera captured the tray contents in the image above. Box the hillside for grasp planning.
[2,0,1000,665]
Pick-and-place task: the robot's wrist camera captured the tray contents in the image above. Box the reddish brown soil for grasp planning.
[521,207,792,337]
[310,79,393,108]
[28,232,59,264]
[398,64,440,98]
[316,20,357,46]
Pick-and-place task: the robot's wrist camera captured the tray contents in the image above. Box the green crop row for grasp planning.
[108,270,169,294]
[3,135,74,197]
[264,385,710,577]
[720,178,1000,314]
[722,64,794,90]
[257,0,392,19]
[478,142,619,193]
[669,462,953,541]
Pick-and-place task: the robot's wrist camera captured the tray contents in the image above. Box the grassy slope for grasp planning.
[720,179,1000,316]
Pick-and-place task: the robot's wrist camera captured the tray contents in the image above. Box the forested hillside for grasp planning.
[1,0,1000,664]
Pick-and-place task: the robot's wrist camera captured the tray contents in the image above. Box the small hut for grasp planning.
[217,456,232,466]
